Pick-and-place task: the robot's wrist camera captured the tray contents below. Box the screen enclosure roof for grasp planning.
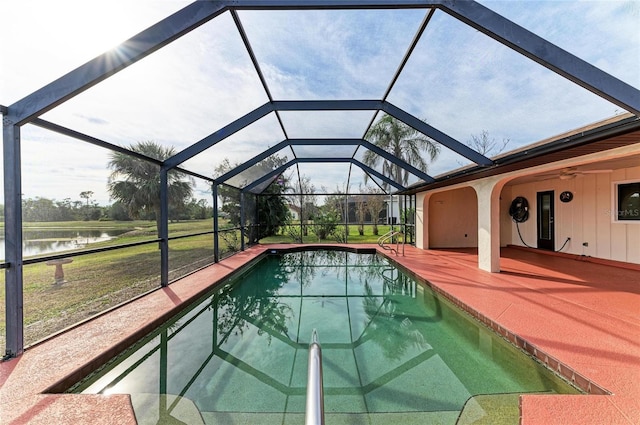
[2,0,639,198]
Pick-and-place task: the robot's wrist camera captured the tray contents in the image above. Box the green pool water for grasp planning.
[73,250,579,424]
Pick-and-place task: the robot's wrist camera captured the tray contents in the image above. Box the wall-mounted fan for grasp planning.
[538,167,613,181]
[509,196,529,223]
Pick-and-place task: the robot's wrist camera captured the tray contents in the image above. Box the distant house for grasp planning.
[342,196,388,224]
[287,204,301,220]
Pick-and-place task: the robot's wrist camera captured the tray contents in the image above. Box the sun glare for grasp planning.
[12,1,185,66]
[1,0,189,102]
[55,2,145,61]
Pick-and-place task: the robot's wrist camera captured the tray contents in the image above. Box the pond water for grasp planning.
[0,228,131,260]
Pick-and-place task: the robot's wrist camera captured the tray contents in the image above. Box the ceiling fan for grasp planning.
[538,167,613,181]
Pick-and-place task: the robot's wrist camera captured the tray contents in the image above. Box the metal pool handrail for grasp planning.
[376,229,395,246]
[377,228,405,256]
[305,329,325,425]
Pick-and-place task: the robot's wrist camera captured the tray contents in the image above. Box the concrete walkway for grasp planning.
[1,245,638,424]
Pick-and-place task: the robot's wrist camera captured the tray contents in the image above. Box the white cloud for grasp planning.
[387,5,626,150]
[1,1,637,206]
[1,1,190,104]
[237,9,427,99]
[19,126,114,205]
[478,0,639,87]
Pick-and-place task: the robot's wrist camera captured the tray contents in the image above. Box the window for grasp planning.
[614,181,640,222]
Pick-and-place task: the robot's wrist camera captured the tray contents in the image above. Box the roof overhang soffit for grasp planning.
[402,115,640,195]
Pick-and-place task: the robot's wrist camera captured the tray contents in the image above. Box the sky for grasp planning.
[1,0,638,206]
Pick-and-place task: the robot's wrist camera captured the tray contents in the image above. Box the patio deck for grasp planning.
[1,245,638,424]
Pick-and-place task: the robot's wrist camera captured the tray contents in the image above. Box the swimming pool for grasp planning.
[73,249,578,424]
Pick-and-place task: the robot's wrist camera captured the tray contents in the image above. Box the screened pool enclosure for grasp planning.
[2,1,638,357]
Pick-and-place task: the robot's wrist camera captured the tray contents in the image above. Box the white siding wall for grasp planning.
[506,165,640,264]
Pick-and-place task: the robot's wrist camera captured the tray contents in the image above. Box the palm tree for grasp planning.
[79,190,94,220]
[108,141,194,235]
[363,114,440,187]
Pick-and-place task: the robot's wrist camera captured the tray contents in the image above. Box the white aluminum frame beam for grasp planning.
[215,138,435,188]
[166,100,492,170]
[243,157,404,192]
[6,0,638,127]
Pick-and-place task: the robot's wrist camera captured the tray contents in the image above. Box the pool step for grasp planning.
[456,393,521,425]
[131,394,205,425]
[130,393,521,425]
[131,393,460,425]
[200,411,460,425]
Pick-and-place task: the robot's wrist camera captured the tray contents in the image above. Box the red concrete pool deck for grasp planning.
[1,245,638,424]
[391,246,640,425]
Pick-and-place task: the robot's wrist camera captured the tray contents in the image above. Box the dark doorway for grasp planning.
[537,191,555,251]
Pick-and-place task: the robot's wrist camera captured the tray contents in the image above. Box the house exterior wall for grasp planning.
[506,164,640,264]
[428,187,478,248]
[287,206,300,220]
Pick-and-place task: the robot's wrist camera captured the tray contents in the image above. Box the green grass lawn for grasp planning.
[260,224,409,244]
[0,219,228,351]
[1,218,231,234]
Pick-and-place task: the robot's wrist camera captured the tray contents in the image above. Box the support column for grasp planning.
[410,194,416,245]
[3,118,23,357]
[389,194,394,229]
[212,184,219,263]
[159,167,169,287]
[471,177,504,273]
[254,194,259,245]
[415,192,430,250]
[240,191,245,251]
[402,195,406,242]
[299,193,303,243]
[344,192,349,243]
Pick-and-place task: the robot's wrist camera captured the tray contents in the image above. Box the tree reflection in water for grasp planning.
[362,276,432,361]
[81,249,574,423]
[213,256,296,346]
